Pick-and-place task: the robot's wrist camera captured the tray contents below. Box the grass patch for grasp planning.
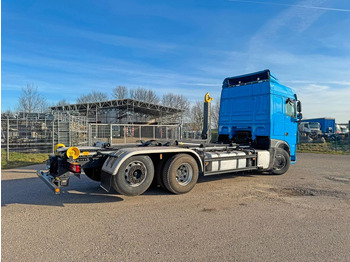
[297,149,349,155]
[297,143,350,155]
[1,150,50,169]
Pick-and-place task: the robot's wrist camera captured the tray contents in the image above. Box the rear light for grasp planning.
[68,163,81,173]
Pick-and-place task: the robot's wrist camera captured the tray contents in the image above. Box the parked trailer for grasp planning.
[38,70,302,196]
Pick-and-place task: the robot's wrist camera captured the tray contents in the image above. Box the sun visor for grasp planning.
[223,69,277,88]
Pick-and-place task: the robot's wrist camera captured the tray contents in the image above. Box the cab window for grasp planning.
[285,99,296,118]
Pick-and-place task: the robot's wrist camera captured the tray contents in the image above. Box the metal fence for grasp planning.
[1,113,88,159]
[1,117,181,161]
[297,133,350,153]
[88,124,181,145]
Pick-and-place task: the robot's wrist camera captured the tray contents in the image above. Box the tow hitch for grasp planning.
[37,170,68,194]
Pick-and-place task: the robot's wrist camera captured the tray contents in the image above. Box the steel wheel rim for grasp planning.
[176,163,193,186]
[124,161,147,187]
[275,154,287,170]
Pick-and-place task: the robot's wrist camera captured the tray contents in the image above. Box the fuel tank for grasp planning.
[204,151,247,172]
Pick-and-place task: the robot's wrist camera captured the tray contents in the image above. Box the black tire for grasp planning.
[83,167,102,181]
[112,155,154,196]
[162,154,199,194]
[271,148,290,175]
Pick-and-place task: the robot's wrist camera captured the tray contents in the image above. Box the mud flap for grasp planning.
[100,171,113,192]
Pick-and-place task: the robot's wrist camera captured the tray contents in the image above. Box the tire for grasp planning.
[83,167,102,181]
[162,154,199,194]
[112,155,154,196]
[271,148,290,175]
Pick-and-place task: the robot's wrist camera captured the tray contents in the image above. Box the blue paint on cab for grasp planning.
[218,70,298,161]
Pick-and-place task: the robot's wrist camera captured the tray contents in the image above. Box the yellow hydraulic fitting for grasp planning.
[66,147,81,160]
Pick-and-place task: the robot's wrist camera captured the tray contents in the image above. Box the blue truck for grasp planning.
[38,69,302,196]
[301,118,335,134]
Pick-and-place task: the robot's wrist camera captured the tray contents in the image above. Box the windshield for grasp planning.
[309,122,320,128]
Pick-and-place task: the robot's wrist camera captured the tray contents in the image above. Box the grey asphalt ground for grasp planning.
[2,153,350,262]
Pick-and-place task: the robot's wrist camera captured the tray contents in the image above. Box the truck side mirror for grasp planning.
[297,101,302,113]
[297,112,303,119]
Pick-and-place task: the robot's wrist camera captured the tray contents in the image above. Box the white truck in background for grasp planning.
[298,122,321,138]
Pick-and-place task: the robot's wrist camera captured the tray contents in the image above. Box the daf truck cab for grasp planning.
[218,70,301,163]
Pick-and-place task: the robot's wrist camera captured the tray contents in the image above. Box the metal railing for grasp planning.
[297,133,350,153]
[88,124,181,145]
[1,114,88,160]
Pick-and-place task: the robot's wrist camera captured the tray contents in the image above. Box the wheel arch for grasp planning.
[109,149,203,176]
[146,151,204,175]
[270,139,291,156]
[267,139,291,170]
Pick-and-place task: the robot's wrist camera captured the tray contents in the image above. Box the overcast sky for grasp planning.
[2,0,350,122]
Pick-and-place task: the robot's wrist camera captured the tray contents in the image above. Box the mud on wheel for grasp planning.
[112,155,154,196]
[162,154,199,194]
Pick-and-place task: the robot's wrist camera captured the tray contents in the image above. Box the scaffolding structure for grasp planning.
[50,99,183,124]
[1,100,183,159]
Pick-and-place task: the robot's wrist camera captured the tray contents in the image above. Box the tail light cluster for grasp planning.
[67,162,81,173]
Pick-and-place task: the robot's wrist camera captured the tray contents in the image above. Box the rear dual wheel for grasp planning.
[112,155,154,196]
[162,154,199,194]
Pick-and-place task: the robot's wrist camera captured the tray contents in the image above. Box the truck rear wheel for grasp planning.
[271,148,290,175]
[162,154,199,194]
[112,155,154,196]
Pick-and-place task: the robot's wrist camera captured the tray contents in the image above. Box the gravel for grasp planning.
[2,153,350,262]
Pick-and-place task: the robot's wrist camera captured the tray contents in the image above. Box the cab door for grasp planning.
[284,98,297,159]
[272,95,284,139]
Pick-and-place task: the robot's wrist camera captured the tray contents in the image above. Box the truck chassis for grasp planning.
[37,140,289,196]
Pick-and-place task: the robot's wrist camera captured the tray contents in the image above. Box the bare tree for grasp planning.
[162,93,190,123]
[211,99,220,129]
[56,99,69,106]
[130,87,159,104]
[189,101,203,132]
[18,84,47,113]
[162,93,189,110]
[2,109,14,118]
[112,86,128,100]
[40,100,49,113]
[76,91,109,103]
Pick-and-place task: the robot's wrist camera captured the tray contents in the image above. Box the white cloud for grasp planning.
[248,0,327,54]
[229,0,350,13]
[294,83,350,122]
[76,30,179,53]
